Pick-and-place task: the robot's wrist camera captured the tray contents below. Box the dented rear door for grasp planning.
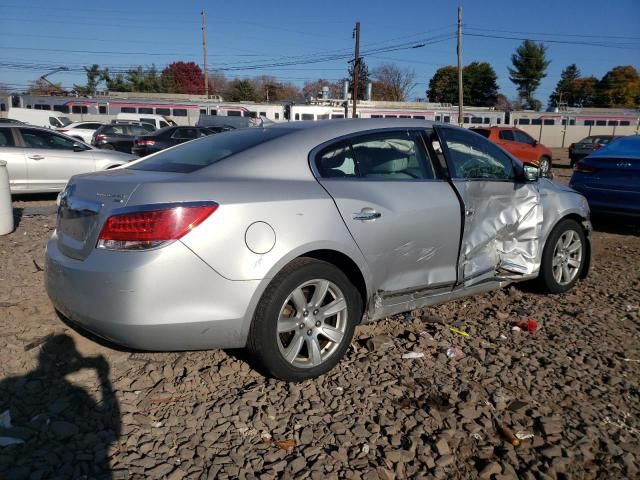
[314,129,460,293]
[436,127,543,285]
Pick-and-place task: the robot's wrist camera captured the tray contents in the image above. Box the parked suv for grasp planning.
[92,122,155,153]
[472,127,553,175]
[569,135,619,167]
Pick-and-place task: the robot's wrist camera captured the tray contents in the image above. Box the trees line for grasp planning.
[25,40,640,110]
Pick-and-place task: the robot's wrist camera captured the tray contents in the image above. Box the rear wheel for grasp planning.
[539,219,586,293]
[247,258,361,381]
[539,156,552,176]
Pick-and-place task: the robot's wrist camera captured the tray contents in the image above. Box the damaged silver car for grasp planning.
[46,119,591,381]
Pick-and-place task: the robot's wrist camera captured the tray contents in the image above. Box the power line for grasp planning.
[465,33,640,50]
[465,26,640,42]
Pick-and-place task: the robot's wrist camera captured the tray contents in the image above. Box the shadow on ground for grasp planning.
[0,334,121,479]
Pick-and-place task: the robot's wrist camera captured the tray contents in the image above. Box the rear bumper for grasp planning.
[570,182,640,216]
[46,235,260,350]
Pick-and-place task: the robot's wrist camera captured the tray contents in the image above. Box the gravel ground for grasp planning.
[0,154,638,479]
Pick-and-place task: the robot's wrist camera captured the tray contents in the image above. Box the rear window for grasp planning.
[129,128,292,173]
[472,129,491,138]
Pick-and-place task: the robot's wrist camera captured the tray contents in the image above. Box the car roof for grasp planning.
[589,135,640,158]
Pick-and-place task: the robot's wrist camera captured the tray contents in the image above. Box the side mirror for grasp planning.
[73,143,86,152]
[523,163,539,182]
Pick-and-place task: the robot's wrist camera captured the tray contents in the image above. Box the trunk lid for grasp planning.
[55,168,182,260]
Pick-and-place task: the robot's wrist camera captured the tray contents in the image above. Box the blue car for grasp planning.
[569,135,640,217]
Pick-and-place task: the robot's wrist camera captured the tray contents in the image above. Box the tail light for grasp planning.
[574,162,597,173]
[134,139,155,146]
[593,143,604,150]
[58,129,68,133]
[97,203,218,250]
[95,134,106,142]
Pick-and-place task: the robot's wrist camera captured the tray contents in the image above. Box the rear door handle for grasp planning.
[465,209,474,217]
[28,155,44,161]
[353,209,382,221]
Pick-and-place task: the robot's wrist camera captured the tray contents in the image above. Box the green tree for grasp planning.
[463,62,499,107]
[426,63,498,106]
[227,79,259,102]
[595,65,640,107]
[549,64,580,107]
[508,40,550,110]
[572,76,599,107]
[74,64,108,96]
[426,66,458,103]
[345,58,370,100]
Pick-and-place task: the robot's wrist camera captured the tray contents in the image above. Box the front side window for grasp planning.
[514,130,535,145]
[0,130,16,147]
[498,130,515,141]
[439,127,514,181]
[21,128,76,150]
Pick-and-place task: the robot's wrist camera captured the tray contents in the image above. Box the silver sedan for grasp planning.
[46,119,591,381]
[0,125,135,193]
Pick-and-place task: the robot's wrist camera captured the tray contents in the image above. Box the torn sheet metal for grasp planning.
[454,182,543,286]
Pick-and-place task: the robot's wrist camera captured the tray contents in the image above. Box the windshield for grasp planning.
[128,127,292,173]
[59,116,72,126]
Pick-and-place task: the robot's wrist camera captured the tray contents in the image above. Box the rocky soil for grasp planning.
[0,156,638,479]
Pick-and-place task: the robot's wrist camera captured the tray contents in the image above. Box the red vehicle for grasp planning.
[471,127,553,175]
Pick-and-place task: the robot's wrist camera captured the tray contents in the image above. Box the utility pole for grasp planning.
[201,10,209,98]
[457,6,463,126]
[352,22,360,119]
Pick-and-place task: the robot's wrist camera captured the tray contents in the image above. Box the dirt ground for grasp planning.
[0,151,638,479]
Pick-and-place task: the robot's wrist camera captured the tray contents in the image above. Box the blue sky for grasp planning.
[1,0,639,102]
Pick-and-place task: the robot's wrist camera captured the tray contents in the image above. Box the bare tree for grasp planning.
[372,63,416,101]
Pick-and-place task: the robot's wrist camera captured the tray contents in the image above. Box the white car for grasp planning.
[0,125,135,193]
[56,122,104,144]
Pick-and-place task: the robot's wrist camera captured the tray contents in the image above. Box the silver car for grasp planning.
[0,125,135,193]
[46,120,591,381]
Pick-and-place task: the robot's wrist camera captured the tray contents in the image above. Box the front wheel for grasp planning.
[539,156,552,176]
[247,258,361,381]
[539,219,587,293]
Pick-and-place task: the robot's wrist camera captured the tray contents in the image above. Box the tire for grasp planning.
[247,258,362,381]
[539,156,552,176]
[539,219,587,293]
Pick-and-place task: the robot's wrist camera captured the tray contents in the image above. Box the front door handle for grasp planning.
[465,209,474,217]
[353,209,382,221]
[28,155,45,161]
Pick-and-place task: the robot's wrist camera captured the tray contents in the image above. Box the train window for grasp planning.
[259,112,266,117]
[227,111,241,117]
[210,110,218,116]
[295,113,300,120]
[596,120,606,126]
[27,105,32,109]
[121,107,136,113]
[246,111,257,118]
[317,114,330,120]
[518,118,530,125]
[463,118,469,124]
[54,105,70,113]
[543,119,554,125]
[138,107,153,114]
[385,115,397,118]
[331,114,344,119]
[584,120,594,126]
[199,109,207,115]
[35,104,51,110]
[172,109,188,117]
[471,117,483,124]
[435,115,441,121]
[302,114,314,120]
[0,103,4,112]
[413,115,425,119]
[608,120,618,126]
[371,115,383,118]
[620,121,630,126]
[496,118,501,124]
[275,112,279,119]
[443,116,450,123]
[156,108,171,116]
[72,106,88,114]
[98,106,107,114]
[483,118,490,124]
[34,104,41,110]
[531,119,542,125]
[399,115,411,118]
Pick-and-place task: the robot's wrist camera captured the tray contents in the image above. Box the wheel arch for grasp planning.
[544,212,592,279]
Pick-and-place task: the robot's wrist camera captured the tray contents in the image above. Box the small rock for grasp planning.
[479,462,502,479]
[366,335,393,352]
[436,454,454,468]
[540,445,562,458]
[435,438,451,456]
[287,456,307,474]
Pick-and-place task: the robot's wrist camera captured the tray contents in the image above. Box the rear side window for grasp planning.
[0,130,15,147]
[129,128,292,173]
[498,130,515,141]
[317,143,357,178]
[104,125,126,135]
[473,129,491,138]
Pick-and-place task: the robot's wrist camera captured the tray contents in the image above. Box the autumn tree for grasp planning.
[371,63,416,101]
[426,66,458,103]
[595,65,640,107]
[508,40,550,110]
[160,62,204,95]
[27,79,65,96]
